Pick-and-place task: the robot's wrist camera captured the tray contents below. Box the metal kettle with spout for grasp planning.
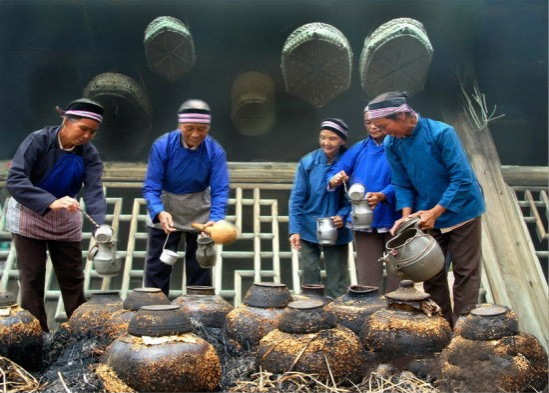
[196,236,217,268]
[316,217,338,245]
[351,198,373,230]
[90,241,121,276]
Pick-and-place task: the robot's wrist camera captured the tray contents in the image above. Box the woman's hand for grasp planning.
[331,215,344,229]
[365,192,385,209]
[49,196,80,213]
[329,170,349,188]
[158,211,176,234]
[289,233,301,251]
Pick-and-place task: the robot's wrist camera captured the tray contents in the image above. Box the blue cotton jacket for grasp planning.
[143,130,230,222]
[289,149,352,245]
[7,126,106,224]
[327,137,401,228]
[384,116,485,228]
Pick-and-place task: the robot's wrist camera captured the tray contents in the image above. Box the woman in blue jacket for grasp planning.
[289,119,353,298]
[328,111,401,293]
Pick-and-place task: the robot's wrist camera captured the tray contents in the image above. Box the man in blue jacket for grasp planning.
[143,99,229,296]
[365,91,486,327]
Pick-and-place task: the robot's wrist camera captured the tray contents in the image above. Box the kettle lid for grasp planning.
[385,280,430,302]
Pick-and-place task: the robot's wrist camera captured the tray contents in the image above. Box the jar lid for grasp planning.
[0,291,16,307]
[128,305,193,337]
[287,299,324,310]
[385,280,430,302]
[123,287,170,311]
[470,304,508,317]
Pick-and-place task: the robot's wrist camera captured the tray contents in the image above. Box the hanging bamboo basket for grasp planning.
[281,22,353,108]
[144,16,196,81]
[231,71,275,136]
[359,18,433,99]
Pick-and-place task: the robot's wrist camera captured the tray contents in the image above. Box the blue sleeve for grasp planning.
[380,183,396,205]
[288,158,308,235]
[7,133,58,215]
[208,143,230,222]
[326,143,359,191]
[384,140,416,211]
[143,138,168,222]
[82,146,106,225]
[436,127,476,214]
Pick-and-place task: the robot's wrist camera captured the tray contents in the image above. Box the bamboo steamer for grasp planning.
[0,291,43,371]
[191,220,238,245]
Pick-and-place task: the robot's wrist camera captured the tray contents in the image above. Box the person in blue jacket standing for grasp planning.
[143,99,230,296]
[328,111,401,293]
[289,119,353,298]
[6,98,107,331]
[365,91,486,327]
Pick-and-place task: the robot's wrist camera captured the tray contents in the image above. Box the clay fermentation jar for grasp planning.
[441,304,548,392]
[65,290,123,335]
[104,287,170,340]
[324,285,385,334]
[360,280,451,363]
[0,291,43,371]
[105,305,221,392]
[171,286,233,328]
[258,300,363,383]
[225,282,292,348]
[292,284,333,304]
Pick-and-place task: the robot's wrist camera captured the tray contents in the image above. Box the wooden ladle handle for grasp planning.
[191,223,212,234]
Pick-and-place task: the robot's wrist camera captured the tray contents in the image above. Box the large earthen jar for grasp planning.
[225,282,292,348]
[292,284,333,304]
[324,285,385,334]
[104,287,170,340]
[104,305,221,392]
[65,290,123,335]
[0,291,43,371]
[441,304,548,392]
[172,285,233,328]
[360,280,451,364]
[258,300,364,383]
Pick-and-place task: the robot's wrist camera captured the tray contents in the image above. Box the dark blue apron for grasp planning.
[37,154,85,198]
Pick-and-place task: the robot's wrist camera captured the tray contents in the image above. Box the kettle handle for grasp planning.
[88,244,98,261]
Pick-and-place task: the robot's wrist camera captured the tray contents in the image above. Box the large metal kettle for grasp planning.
[90,241,121,276]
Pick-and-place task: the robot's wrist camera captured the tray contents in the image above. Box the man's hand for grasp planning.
[49,196,80,213]
[290,233,301,251]
[329,170,349,188]
[158,211,176,234]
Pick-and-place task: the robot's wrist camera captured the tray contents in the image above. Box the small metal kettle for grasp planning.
[316,217,338,245]
[196,236,217,268]
[351,198,373,230]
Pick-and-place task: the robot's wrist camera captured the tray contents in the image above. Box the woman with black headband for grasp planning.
[366,91,485,327]
[289,118,352,298]
[6,98,107,332]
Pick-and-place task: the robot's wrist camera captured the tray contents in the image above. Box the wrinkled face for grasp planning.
[179,122,210,148]
[364,113,384,141]
[369,113,411,139]
[319,129,345,157]
[60,117,100,147]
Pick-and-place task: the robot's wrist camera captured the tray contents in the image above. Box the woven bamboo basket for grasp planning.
[359,18,433,99]
[144,16,195,81]
[281,22,353,108]
[231,71,275,136]
[83,72,152,160]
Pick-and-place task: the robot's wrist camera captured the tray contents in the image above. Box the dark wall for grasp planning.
[0,0,547,165]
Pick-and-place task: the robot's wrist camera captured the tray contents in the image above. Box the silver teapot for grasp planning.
[196,236,217,268]
[380,227,444,282]
[351,198,373,230]
[316,217,338,245]
[90,241,121,276]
